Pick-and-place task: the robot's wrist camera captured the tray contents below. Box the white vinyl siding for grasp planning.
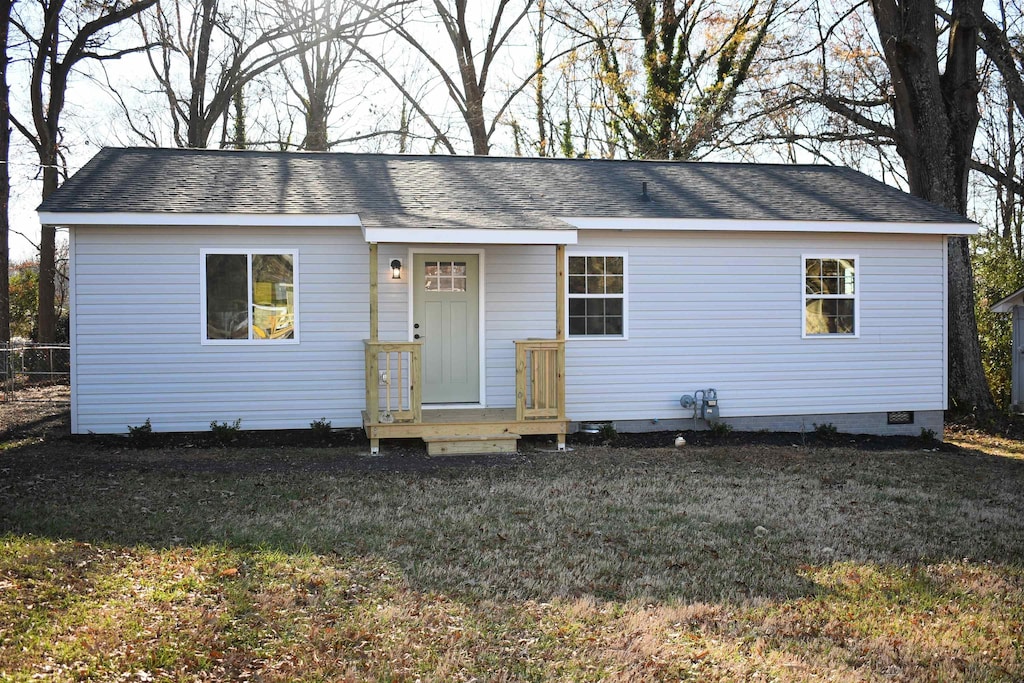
[70,227,947,433]
[563,231,946,421]
[71,226,366,433]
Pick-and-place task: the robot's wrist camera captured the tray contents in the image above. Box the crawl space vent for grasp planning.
[887,411,914,425]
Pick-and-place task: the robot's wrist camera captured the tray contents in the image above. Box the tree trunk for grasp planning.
[303,92,329,151]
[37,156,58,343]
[0,0,11,343]
[869,0,995,414]
[187,0,217,148]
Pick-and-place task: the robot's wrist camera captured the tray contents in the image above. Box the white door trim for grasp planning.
[407,247,487,408]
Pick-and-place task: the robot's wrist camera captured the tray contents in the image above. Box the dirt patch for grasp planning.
[0,384,70,441]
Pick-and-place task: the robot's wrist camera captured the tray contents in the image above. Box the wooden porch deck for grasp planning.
[362,407,570,454]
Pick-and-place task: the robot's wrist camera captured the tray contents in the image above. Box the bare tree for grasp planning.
[356,0,581,155]
[802,0,994,413]
[275,0,387,151]
[9,0,157,343]
[552,0,781,160]
[0,0,12,343]
[125,0,391,149]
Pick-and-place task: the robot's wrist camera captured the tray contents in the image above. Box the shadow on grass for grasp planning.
[2,427,1023,681]
[2,427,1024,604]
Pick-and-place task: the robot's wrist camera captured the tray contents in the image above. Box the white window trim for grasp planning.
[801,253,859,339]
[565,249,629,340]
[200,248,300,346]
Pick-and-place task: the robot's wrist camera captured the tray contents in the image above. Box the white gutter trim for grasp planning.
[362,226,578,245]
[37,211,363,228]
[558,217,979,236]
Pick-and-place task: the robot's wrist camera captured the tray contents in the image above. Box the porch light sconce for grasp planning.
[390,259,403,280]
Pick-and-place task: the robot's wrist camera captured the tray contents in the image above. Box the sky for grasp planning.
[6,0,535,262]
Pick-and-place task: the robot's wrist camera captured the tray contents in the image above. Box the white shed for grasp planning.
[991,286,1024,412]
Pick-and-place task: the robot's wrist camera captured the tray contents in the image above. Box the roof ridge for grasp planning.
[102,146,849,170]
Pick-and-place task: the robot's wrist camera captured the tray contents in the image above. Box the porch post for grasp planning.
[367,242,380,454]
[369,242,379,342]
[555,244,567,450]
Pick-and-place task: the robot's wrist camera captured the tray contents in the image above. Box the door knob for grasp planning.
[415,334,424,340]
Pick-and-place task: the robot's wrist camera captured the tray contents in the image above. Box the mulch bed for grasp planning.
[4,384,1020,477]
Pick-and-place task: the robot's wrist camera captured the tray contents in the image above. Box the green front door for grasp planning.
[413,254,480,404]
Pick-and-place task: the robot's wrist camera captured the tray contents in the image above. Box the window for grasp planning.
[424,260,467,291]
[567,253,626,337]
[202,250,297,343]
[803,256,856,336]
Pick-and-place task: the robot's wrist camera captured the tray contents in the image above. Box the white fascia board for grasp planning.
[558,216,979,236]
[37,211,362,228]
[362,227,578,245]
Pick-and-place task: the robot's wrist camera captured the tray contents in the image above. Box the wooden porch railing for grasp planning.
[515,339,566,421]
[364,340,422,424]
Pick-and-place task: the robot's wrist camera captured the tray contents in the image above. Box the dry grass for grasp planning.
[1,433,1022,681]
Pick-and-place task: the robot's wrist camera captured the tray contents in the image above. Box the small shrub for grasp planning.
[708,421,732,439]
[598,422,617,443]
[813,422,839,442]
[310,417,333,441]
[920,427,938,443]
[126,419,153,448]
[210,418,242,446]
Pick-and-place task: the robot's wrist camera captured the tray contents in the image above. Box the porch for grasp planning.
[361,243,571,455]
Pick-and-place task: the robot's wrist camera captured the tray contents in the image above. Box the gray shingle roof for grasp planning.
[39,147,972,228]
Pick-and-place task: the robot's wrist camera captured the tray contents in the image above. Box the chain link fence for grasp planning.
[2,342,71,403]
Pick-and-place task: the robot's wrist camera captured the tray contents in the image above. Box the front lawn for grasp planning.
[1,433,1022,681]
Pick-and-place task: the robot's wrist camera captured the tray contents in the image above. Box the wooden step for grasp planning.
[423,433,521,456]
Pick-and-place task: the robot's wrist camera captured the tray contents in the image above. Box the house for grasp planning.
[38,147,977,452]
[991,286,1024,413]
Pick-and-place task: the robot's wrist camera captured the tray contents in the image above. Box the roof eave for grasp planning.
[558,217,978,235]
[991,286,1024,313]
[37,211,363,228]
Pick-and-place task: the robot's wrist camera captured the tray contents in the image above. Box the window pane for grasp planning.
[805,299,826,335]
[568,256,586,275]
[606,256,624,275]
[252,254,294,340]
[568,299,586,316]
[605,316,623,335]
[585,298,605,316]
[586,275,605,294]
[568,316,586,335]
[836,299,855,333]
[606,275,623,294]
[206,254,248,340]
[605,298,623,316]
[586,316,605,335]
[569,275,586,294]
[839,259,856,294]
[805,276,823,295]
[805,297,855,335]
[586,256,605,275]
